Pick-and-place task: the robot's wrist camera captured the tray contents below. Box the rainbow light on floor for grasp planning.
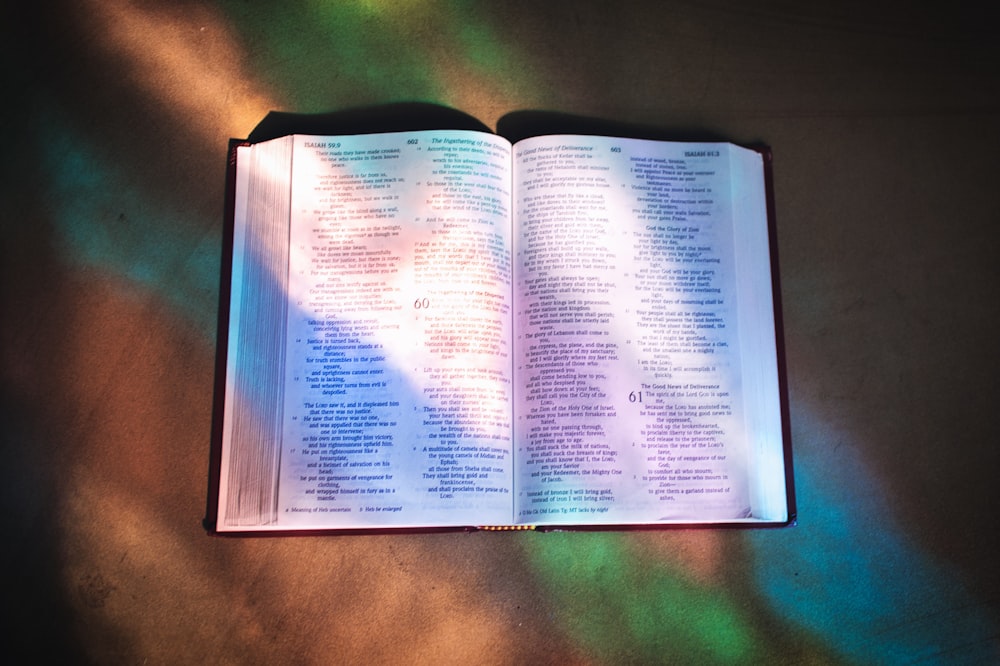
[23,1,999,662]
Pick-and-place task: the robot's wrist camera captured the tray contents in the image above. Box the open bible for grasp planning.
[206,116,793,533]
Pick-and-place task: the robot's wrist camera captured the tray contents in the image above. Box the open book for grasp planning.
[206,113,793,533]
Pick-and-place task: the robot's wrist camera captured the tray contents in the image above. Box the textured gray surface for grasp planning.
[2,1,997,662]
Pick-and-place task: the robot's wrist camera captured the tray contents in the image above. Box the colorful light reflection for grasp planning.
[8,0,997,663]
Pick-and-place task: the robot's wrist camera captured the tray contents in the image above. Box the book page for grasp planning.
[512,136,767,525]
[221,130,515,530]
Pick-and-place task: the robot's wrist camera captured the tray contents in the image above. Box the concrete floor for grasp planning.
[2,1,998,663]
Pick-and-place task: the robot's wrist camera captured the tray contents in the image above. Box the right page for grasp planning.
[511,135,786,526]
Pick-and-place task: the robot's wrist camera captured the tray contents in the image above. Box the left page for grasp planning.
[218,130,516,531]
